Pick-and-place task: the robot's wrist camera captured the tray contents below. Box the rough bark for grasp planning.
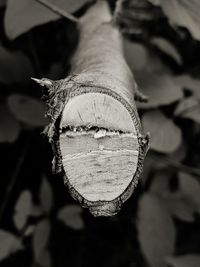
[34,0,149,216]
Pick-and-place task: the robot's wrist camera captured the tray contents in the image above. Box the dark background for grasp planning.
[0,1,200,267]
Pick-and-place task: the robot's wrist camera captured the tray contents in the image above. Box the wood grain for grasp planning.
[60,130,139,202]
[39,0,149,216]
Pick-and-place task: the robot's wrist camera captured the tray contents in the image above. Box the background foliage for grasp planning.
[0,0,200,267]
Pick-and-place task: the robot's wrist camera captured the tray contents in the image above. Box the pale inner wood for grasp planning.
[60,93,139,202]
[61,93,136,133]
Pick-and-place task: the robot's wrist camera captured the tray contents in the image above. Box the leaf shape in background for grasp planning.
[40,176,53,214]
[137,193,176,267]
[57,204,84,230]
[24,225,35,237]
[174,96,200,123]
[123,40,148,71]
[33,219,51,261]
[163,193,196,222]
[7,94,47,127]
[150,171,171,196]
[151,37,182,65]
[175,75,200,100]
[142,110,182,153]
[36,249,51,267]
[175,97,198,116]
[140,153,165,185]
[124,39,167,74]
[0,104,20,143]
[125,38,183,109]
[170,141,187,162]
[0,230,23,262]
[148,0,161,6]
[182,106,200,123]
[31,205,43,217]
[0,46,34,84]
[0,0,6,7]
[166,254,200,267]
[161,0,200,40]
[136,71,183,109]
[14,190,32,230]
[148,169,194,222]
[179,172,200,213]
[5,0,91,39]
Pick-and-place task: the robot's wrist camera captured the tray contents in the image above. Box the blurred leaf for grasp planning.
[174,97,198,115]
[144,54,168,73]
[24,225,35,237]
[153,172,200,222]
[163,193,196,222]
[123,40,148,71]
[150,171,171,195]
[31,205,43,217]
[142,110,182,153]
[0,0,6,7]
[7,94,47,127]
[141,153,165,185]
[148,168,193,222]
[161,0,200,40]
[174,96,200,123]
[175,75,200,99]
[14,190,32,230]
[179,172,200,213]
[148,0,160,5]
[166,254,200,267]
[137,193,176,267]
[35,249,51,267]
[0,230,23,261]
[136,71,183,109]
[0,104,20,143]
[33,219,51,261]
[170,141,187,162]
[151,37,182,65]
[124,39,167,74]
[57,204,84,230]
[0,46,34,84]
[124,37,182,111]
[5,0,91,39]
[40,176,53,214]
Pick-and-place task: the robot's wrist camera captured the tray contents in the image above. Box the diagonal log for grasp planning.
[33,0,149,216]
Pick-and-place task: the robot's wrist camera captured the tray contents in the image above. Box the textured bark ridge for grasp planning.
[34,0,149,216]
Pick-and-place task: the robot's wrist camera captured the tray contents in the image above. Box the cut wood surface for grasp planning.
[60,131,139,201]
[34,0,149,216]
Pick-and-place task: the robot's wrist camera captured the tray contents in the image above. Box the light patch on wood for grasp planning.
[94,129,107,139]
[59,92,139,206]
[60,131,139,202]
[61,93,136,133]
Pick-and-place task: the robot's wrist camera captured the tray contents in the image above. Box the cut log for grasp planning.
[33,0,149,216]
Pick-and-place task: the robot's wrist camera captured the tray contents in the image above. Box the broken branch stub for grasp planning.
[36,1,149,216]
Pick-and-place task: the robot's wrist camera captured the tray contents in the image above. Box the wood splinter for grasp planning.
[33,0,150,216]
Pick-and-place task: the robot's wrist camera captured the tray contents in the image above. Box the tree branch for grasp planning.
[151,152,200,179]
[34,0,149,216]
[35,0,79,22]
